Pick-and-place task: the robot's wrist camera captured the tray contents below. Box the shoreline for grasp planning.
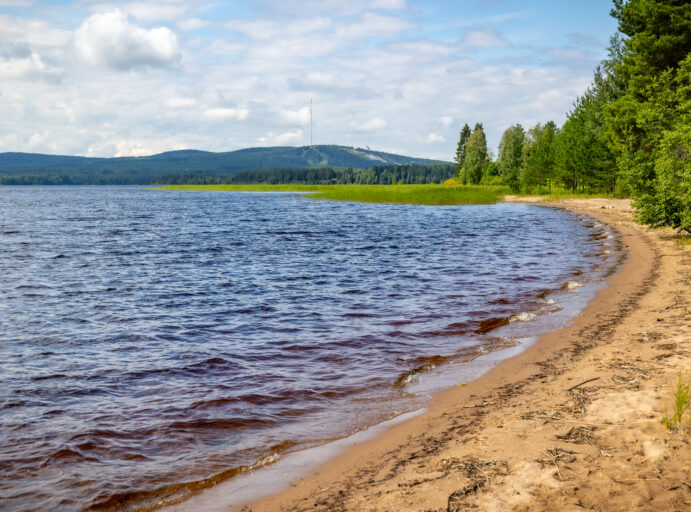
[161,198,619,512]
[232,198,689,511]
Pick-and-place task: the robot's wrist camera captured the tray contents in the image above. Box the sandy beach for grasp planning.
[240,198,690,512]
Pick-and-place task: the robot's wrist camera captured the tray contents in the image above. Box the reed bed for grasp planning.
[156,184,509,205]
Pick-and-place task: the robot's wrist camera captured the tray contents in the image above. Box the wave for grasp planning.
[510,312,537,323]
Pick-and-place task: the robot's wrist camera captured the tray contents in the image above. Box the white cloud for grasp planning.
[114,140,156,157]
[74,10,180,69]
[257,129,304,146]
[225,17,332,41]
[112,138,190,156]
[426,133,446,143]
[391,39,456,56]
[257,0,407,15]
[275,130,303,144]
[203,107,250,121]
[0,14,71,46]
[178,17,211,31]
[373,0,407,8]
[166,97,197,109]
[0,52,61,81]
[123,2,190,22]
[439,116,454,128]
[280,107,310,126]
[353,117,387,132]
[335,12,413,40]
[463,27,510,48]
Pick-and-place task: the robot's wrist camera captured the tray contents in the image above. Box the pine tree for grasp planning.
[606,0,690,230]
[454,123,471,178]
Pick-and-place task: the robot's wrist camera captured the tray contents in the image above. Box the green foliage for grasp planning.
[454,124,472,176]
[497,124,525,192]
[555,87,618,193]
[521,122,557,193]
[157,184,510,205]
[606,0,691,230]
[461,123,489,185]
[662,373,690,430]
[611,0,690,82]
[152,164,456,186]
[636,95,691,231]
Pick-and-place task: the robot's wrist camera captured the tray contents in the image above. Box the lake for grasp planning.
[0,187,621,511]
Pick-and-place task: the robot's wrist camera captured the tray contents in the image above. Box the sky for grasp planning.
[0,0,619,160]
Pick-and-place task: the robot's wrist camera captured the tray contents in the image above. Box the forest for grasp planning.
[452,0,689,231]
[0,146,446,185]
[152,164,456,185]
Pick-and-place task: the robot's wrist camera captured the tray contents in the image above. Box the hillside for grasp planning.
[0,145,449,185]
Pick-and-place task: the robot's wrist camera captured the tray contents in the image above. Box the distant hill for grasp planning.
[0,145,450,185]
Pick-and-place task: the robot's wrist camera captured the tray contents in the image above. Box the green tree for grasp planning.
[497,124,525,192]
[454,123,472,178]
[606,0,691,230]
[623,55,691,230]
[520,122,557,193]
[554,118,582,193]
[554,84,618,194]
[461,123,489,184]
[551,36,624,195]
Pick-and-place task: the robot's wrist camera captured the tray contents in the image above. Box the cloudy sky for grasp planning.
[0,0,618,159]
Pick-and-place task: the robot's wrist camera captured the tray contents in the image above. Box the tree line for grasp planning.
[153,164,456,185]
[453,0,689,231]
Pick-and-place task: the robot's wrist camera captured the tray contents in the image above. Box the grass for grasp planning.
[662,373,690,430]
[155,184,510,205]
[676,235,691,246]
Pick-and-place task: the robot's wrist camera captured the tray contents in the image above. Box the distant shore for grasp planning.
[222,198,689,511]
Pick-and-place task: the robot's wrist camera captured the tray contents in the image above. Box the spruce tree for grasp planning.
[521,122,557,193]
[454,123,471,178]
[462,123,489,185]
[497,124,525,192]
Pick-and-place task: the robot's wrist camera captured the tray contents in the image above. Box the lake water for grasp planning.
[0,187,622,511]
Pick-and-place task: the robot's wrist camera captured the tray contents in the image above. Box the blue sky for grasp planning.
[0,0,619,159]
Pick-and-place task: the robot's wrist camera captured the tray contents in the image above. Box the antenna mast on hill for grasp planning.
[310,98,313,146]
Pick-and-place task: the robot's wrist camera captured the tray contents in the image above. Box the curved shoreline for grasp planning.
[175,198,690,511]
[234,199,658,511]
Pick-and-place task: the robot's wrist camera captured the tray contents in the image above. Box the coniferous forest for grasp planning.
[453,0,689,231]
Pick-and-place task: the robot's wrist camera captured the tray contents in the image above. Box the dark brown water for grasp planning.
[0,187,622,511]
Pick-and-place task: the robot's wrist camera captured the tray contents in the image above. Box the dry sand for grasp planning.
[241,198,690,512]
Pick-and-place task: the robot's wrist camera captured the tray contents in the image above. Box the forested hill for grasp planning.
[0,145,448,185]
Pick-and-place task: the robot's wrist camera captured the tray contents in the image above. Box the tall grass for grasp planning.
[662,373,690,430]
[155,184,509,205]
[308,185,507,205]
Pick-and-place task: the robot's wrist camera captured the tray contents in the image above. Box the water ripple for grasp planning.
[0,186,617,511]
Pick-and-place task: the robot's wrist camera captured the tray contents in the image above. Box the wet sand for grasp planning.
[237,198,690,511]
